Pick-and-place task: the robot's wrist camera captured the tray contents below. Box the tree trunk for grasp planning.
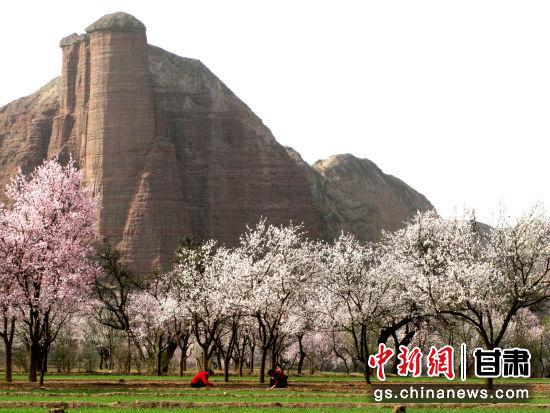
[484,342,496,390]
[331,331,350,375]
[28,342,38,383]
[364,361,371,384]
[156,336,163,376]
[161,340,177,373]
[178,334,190,377]
[126,334,132,374]
[334,350,349,375]
[39,348,48,386]
[297,335,306,374]
[2,316,15,383]
[361,325,371,384]
[4,340,13,383]
[259,347,267,384]
[249,342,255,374]
[202,347,209,371]
[341,356,350,375]
[179,352,186,377]
[270,340,277,370]
[391,332,400,375]
[538,338,545,378]
[224,356,230,382]
[239,356,244,377]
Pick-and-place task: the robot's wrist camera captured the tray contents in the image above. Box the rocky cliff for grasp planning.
[286,148,434,241]
[0,12,434,273]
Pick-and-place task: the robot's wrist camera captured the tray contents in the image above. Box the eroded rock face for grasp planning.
[0,12,434,273]
[0,79,59,188]
[286,148,434,242]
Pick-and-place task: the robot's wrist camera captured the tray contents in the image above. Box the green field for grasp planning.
[1,409,550,413]
[0,373,547,412]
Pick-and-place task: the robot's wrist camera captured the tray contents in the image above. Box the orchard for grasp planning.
[0,160,549,390]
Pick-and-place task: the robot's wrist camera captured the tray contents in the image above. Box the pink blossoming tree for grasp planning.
[0,159,97,384]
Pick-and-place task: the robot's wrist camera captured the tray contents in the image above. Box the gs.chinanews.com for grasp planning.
[372,385,530,403]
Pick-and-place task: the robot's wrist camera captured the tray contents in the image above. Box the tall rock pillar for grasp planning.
[84,13,155,251]
[49,33,90,162]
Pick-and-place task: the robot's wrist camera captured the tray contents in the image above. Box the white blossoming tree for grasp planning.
[384,208,550,386]
[318,233,399,383]
[169,240,247,375]
[239,220,320,383]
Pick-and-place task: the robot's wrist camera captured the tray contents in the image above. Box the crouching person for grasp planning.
[268,366,288,388]
[191,369,215,388]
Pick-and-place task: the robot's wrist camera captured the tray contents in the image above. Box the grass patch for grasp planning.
[0,407,549,413]
[0,374,547,412]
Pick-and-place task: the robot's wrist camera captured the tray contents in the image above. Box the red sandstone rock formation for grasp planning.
[286,148,434,242]
[0,12,434,273]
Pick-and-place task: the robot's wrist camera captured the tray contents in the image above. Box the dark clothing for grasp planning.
[191,371,212,387]
[269,370,288,388]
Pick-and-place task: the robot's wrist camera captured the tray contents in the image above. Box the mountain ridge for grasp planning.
[0,12,435,273]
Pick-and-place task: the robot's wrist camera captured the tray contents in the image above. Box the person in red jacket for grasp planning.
[268,366,288,388]
[191,368,215,388]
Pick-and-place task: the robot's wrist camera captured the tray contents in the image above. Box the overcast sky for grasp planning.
[1,1,548,225]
